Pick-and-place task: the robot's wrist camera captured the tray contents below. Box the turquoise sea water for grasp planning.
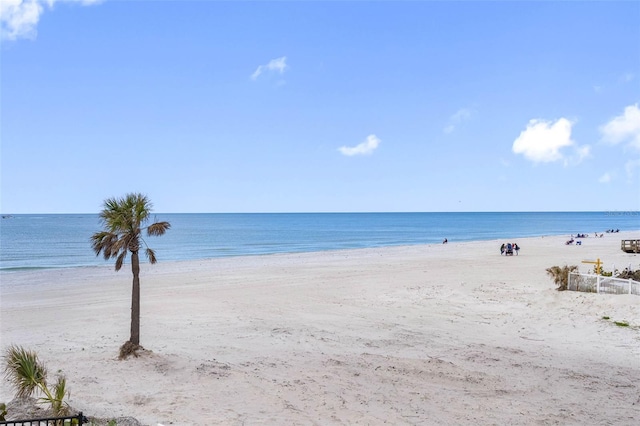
[0,212,638,271]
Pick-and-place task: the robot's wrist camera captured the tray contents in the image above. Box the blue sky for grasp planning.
[1,0,639,213]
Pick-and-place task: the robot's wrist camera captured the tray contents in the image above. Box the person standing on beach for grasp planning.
[514,243,520,255]
[500,243,505,255]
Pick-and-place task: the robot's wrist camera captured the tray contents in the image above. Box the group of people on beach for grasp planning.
[567,232,608,245]
[500,242,519,256]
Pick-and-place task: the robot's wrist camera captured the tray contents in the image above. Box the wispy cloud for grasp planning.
[443,108,472,134]
[599,161,639,185]
[1,0,101,41]
[598,172,612,184]
[250,56,288,81]
[512,117,589,165]
[573,145,591,165]
[625,159,640,182]
[593,72,634,94]
[599,103,640,151]
[338,134,381,156]
[620,72,635,83]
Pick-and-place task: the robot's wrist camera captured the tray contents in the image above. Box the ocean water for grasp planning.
[0,212,638,271]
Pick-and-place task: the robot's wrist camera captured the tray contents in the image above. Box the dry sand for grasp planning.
[1,231,639,425]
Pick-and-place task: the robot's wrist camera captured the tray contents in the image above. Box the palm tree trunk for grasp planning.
[130,250,141,345]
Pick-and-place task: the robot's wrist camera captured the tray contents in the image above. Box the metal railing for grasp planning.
[568,272,640,295]
[0,412,86,426]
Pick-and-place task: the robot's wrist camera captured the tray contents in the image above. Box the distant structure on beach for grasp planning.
[621,239,640,253]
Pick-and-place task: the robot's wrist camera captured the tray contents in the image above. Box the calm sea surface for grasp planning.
[0,212,638,271]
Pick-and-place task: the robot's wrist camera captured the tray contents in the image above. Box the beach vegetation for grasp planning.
[2,345,71,416]
[602,317,635,329]
[0,402,6,421]
[91,193,170,358]
[617,268,640,281]
[546,265,578,291]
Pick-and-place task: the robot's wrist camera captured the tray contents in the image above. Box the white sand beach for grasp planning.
[1,231,639,425]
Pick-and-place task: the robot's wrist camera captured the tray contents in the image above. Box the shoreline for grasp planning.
[2,210,638,271]
[2,229,637,275]
[1,230,639,425]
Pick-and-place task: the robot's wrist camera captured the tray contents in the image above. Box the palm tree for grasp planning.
[91,193,170,352]
[3,345,70,416]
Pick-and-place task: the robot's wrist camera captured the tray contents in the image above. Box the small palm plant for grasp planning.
[546,265,578,291]
[3,345,70,416]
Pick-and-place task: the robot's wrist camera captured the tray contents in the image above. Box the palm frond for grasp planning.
[115,251,126,271]
[90,231,120,259]
[146,248,157,264]
[100,197,129,232]
[43,375,70,416]
[111,237,128,258]
[147,221,170,237]
[3,345,48,399]
[130,193,152,225]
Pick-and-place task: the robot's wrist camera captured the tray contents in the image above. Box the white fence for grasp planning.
[568,272,640,296]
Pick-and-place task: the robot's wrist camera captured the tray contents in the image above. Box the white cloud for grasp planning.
[1,0,101,41]
[251,56,288,81]
[599,104,640,150]
[443,108,472,134]
[338,134,381,156]
[572,145,591,165]
[598,173,612,183]
[1,0,43,40]
[512,118,578,163]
